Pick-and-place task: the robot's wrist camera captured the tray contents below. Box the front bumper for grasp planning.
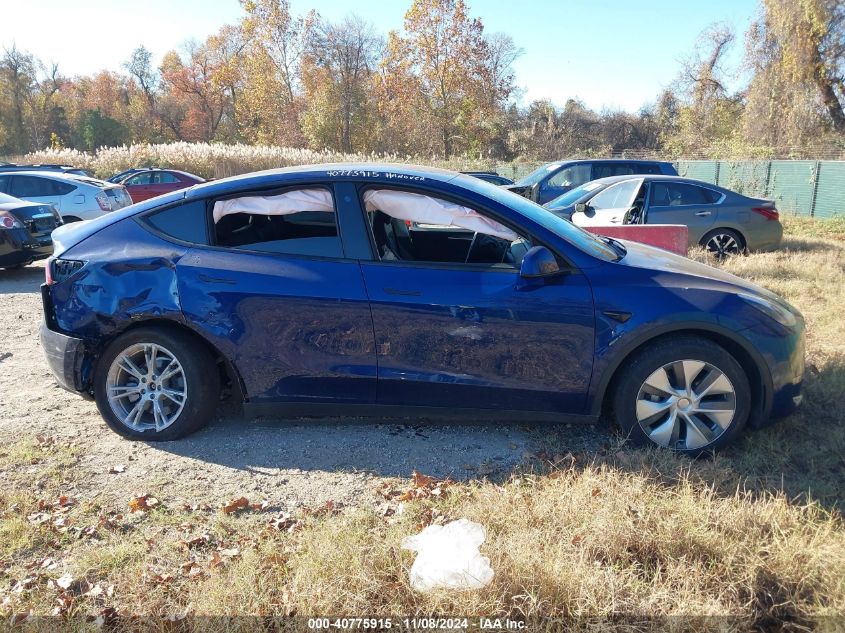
[40,322,90,396]
[0,228,53,267]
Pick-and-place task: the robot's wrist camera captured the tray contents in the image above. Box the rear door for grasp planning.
[172,186,377,405]
[8,175,69,209]
[644,182,718,242]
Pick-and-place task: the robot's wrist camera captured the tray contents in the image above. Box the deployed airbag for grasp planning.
[213,188,334,223]
[364,189,518,241]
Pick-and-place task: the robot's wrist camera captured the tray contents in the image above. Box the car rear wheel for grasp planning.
[611,336,750,454]
[700,228,745,258]
[94,327,219,440]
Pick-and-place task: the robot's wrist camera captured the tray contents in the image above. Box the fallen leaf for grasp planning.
[56,573,75,590]
[128,495,159,513]
[571,535,584,546]
[108,464,126,474]
[268,514,301,533]
[222,497,249,514]
[250,500,269,511]
[219,548,240,558]
[591,488,602,497]
[412,471,436,488]
[180,533,211,550]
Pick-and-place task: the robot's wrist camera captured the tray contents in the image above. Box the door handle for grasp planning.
[694,210,712,216]
[384,287,421,297]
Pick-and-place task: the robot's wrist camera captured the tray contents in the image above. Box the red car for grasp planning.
[119,169,205,203]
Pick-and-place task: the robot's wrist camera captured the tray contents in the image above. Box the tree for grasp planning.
[383,0,495,156]
[301,14,383,152]
[743,0,845,147]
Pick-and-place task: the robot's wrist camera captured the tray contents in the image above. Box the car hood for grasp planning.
[616,238,776,297]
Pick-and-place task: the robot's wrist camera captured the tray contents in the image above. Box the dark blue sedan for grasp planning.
[39,164,805,453]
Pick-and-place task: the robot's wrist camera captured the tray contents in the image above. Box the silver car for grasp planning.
[545,175,783,256]
[0,171,132,223]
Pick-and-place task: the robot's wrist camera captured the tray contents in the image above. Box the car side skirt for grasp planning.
[242,402,599,425]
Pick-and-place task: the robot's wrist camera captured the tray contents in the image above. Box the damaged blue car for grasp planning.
[40,164,805,453]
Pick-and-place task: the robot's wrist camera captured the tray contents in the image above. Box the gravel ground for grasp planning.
[0,262,607,512]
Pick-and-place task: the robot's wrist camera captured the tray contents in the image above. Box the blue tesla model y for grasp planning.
[40,165,805,453]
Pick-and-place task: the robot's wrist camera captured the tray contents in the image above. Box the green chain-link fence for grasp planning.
[676,160,845,218]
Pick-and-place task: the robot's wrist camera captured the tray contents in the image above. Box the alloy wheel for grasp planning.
[705,233,741,257]
[105,343,187,432]
[635,359,736,450]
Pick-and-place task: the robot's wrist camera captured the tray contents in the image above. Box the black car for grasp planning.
[459,171,515,186]
[507,159,678,204]
[0,163,93,178]
[0,193,61,269]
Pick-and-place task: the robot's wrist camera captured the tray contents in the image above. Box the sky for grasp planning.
[2,0,760,112]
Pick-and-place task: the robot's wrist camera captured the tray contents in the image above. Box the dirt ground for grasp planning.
[0,262,606,513]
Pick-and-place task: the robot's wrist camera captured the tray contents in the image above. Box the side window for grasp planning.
[649,183,712,207]
[363,188,530,268]
[636,163,663,175]
[126,173,153,186]
[154,172,179,184]
[212,187,342,258]
[547,164,590,189]
[592,163,632,179]
[0,176,9,193]
[589,180,640,210]
[53,181,76,195]
[11,175,51,197]
[144,200,210,245]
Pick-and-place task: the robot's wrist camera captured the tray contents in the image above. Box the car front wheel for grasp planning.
[700,228,745,258]
[94,327,219,440]
[611,336,750,454]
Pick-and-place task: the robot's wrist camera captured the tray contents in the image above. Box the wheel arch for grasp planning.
[89,318,246,404]
[595,325,771,428]
[700,226,747,249]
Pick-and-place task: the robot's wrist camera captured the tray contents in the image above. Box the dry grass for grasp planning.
[1,216,845,629]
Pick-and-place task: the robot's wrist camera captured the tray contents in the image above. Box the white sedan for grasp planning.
[0,171,132,222]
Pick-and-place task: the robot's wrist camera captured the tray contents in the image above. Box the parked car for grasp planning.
[460,171,514,186]
[116,169,205,203]
[0,171,132,222]
[546,175,783,256]
[0,163,93,177]
[40,165,804,453]
[0,192,62,269]
[508,159,678,204]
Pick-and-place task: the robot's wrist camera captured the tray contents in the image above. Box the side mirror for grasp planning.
[519,246,560,279]
[574,202,594,216]
[528,182,541,202]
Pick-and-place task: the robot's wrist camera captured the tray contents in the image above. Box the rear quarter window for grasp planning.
[143,200,210,245]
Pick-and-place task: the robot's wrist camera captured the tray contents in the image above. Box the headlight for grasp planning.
[738,292,799,328]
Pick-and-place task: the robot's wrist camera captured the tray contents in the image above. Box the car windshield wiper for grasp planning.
[600,235,627,260]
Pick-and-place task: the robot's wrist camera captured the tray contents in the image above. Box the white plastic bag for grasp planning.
[401,519,494,591]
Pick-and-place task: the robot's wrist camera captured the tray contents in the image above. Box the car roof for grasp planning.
[188,163,459,198]
[542,158,673,167]
[585,174,725,188]
[4,170,113,187]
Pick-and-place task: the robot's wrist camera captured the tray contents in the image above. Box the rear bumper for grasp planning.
[0,228,52,267]
[40,321,91,397]
[746,221,783,252]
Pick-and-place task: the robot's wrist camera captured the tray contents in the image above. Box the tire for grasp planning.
[94,327,220,440]
[611,335,750,454]
[700,228,745,258]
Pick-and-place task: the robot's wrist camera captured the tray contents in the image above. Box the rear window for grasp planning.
[212,188,342,258]
[144,200,210,244]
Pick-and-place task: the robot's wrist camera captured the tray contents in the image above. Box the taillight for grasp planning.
[0,211,24,229]
[752,206,779,221]
[47,258,86,284]
[95,193,112,212]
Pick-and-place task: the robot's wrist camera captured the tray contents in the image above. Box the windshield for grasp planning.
[453,175,620,262]
[545,181,606,210]
[514,163,561,188]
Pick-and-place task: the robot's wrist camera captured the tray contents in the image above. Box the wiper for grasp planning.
[600,235,627,259]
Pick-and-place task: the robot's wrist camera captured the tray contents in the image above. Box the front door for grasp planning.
[358,186,595,413]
